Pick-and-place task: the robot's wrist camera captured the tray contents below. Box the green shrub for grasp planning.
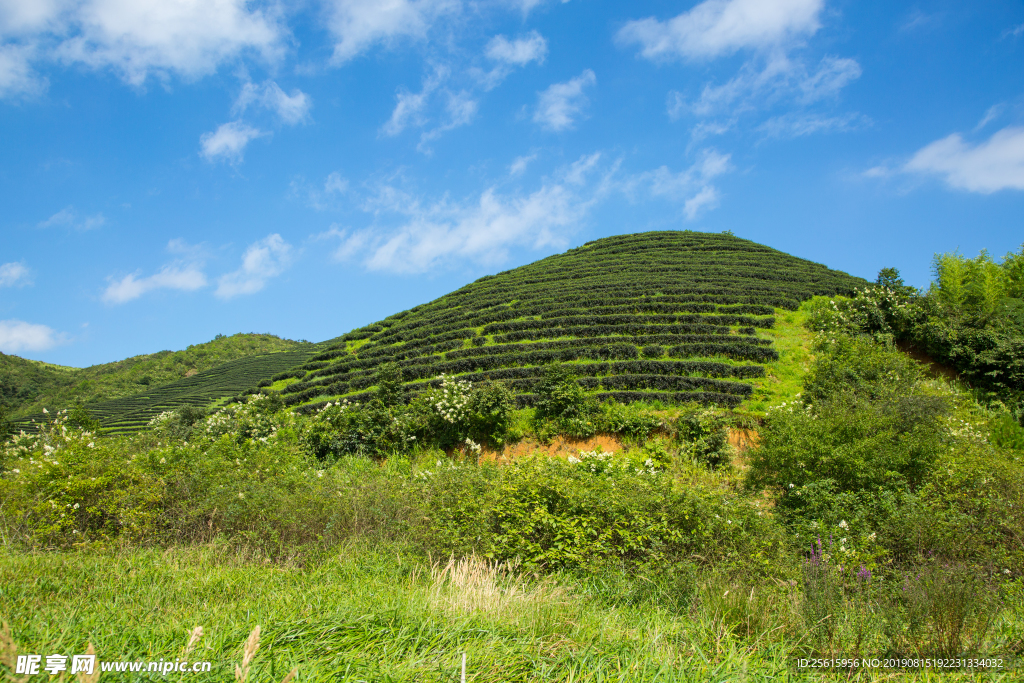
[641,344,664,358]
[482,452,787,573]
[803,335,923,406]
[673,405,733,468]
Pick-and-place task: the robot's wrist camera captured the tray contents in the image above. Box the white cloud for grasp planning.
[418,89,477,150]
[53,0,284,86]
[325,0,459,65]
[631,149,732,220]
[102,265,207,304]
[234,80,311,125]
[616,0,823,62]
[903,126,1024,194]
[0,43,44,98]
[509,153,536,175]
[533,69,595,131]
[476,30,547,90]
[975,104,1003,131]
[102,238,208,304]
[0,0,285,97]
[0,261,31,287]
[798,56,861,103]
[38,206,106,230]
[330,150,729,273]
[1002,23,1024,39]
[486,31,546,66]
[381,65,447,136]
[681,54,859,119]
[0,319,64,354]
[758,111,863,138]
[331,153,614,273]
[215,233,293,299]
[200,121,265,162]
[292,171,349,210]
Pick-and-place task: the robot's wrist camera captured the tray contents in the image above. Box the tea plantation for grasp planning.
[277,231,866,411]
[9,350,314,435]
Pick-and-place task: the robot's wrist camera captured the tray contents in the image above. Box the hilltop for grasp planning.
[2,333,315,428]
[274,231,867,411]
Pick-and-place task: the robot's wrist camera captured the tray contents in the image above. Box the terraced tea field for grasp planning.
[277,231,867,411]
[10,350,314,435]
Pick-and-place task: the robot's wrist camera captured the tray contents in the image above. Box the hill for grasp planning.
[3,333,316,433]
[274,231,867,412]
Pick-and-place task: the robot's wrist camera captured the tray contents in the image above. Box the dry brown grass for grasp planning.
[428,555,568,621]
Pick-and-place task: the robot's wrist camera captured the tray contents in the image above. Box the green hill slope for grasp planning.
[3,333,316,433]
[276,231,867,411]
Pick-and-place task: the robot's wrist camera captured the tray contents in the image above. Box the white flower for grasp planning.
[73,503,80,510]
[838,520,849,529]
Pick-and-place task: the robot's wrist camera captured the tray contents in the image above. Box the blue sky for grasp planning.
[1,0,1023,367]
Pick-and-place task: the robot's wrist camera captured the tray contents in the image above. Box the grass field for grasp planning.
[2,545,1019,682]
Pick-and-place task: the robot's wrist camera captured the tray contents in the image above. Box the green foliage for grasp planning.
[480,452,785,572]
[66,402,101,431]
[803,334,924,405]
[530,364,599,439]
[673,406,733,468]
[372,361,404,408]
[281,231,865,411]
[2,333,314,422]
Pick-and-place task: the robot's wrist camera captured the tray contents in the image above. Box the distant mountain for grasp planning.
[3,333,314,424]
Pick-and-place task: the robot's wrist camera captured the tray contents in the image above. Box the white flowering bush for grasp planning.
[196,394,287,445]
[0,410,162,546]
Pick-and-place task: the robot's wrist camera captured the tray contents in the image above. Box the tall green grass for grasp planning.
[4,545,1018,682]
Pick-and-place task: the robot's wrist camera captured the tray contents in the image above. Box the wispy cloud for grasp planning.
[758,111,865,139]
[533,69,596,131]
[0,319,65,354]
[327,150,732,273]
[0,262,32,287]
[234,80,312,125]
[292,172,350,210]
[102,239,208,304]
[215,234,294,299]
[38,206,106,231]
[616,0,823,62]
[325,0,460,65]
[381,65,448,137]
[477,31,547,89]
[0,44,45,99]
[903,126,1024,193]
[630,149,733,219]
[200,121,266,162]
[509,153,537,175]
[1002,23,1024,39]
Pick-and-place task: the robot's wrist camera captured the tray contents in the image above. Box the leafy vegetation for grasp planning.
[2,333,314,425]
[273,231,865,411]
[3,234,1024,680]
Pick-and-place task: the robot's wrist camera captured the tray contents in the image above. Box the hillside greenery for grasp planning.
[268,231,865,413]
[2,235,1023,680]
[807,244,1024,409]
[3,333,316,435]
[1,333,313,418]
